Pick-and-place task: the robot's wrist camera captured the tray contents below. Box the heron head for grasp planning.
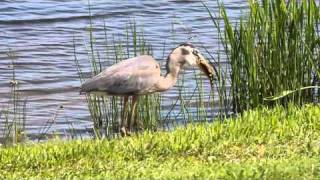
[168,43,216,81]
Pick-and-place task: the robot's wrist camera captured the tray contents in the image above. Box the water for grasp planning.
[0,0,247,137]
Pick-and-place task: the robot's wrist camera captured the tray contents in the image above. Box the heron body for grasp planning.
[81,43,215,135]
[81,55,174,96]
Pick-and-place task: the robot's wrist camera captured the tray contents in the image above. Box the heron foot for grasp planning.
[120,126,131,137]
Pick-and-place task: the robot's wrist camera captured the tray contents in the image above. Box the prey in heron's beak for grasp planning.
[193,50,216,85]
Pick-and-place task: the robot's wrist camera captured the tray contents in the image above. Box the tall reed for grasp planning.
[206,0,320,113]
[0,50,27,145]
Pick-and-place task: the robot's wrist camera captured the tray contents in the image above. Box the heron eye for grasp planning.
[181,48,190,55]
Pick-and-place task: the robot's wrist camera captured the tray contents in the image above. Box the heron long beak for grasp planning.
[196,55,216,85]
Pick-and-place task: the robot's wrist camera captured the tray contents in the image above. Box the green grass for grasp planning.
[206,0,320,113]
[1,104,320,179]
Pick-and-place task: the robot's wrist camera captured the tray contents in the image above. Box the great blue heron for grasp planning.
[80,43,215,135]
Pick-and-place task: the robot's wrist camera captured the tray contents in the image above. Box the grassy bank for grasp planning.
[1,104,320,179]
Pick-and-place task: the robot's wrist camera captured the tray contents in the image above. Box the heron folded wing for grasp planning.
[80,55,162,95]
[106,69,161,95]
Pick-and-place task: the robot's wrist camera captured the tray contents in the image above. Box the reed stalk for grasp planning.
[0,50,27,145]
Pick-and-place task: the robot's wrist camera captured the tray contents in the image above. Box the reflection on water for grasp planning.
[0,0,247,136]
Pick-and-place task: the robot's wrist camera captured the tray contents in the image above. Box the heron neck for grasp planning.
[165,66,180,83]
[158,66,180,91]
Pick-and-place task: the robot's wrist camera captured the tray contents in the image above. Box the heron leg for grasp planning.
[128,95,138,132]
[120,96,129,136]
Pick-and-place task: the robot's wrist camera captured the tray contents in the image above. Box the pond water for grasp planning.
[0,0,248,138]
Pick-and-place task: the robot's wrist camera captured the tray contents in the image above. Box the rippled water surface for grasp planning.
[0,0,247,136]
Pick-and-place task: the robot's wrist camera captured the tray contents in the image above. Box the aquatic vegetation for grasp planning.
[0,50,27,145]
[206,0,320,113]
[0,104,319,179]
[74,19,162,137]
